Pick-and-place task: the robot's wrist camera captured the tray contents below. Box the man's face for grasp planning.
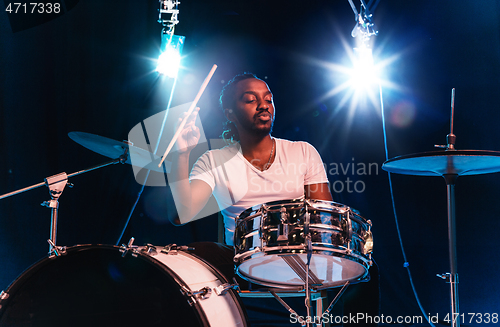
[230,78,275,137]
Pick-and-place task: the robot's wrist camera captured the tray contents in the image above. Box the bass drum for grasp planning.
[0,245,248,327]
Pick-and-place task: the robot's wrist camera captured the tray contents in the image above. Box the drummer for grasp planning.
[171,73,332,239]
[169,73,379,325]
[169,73,332,278]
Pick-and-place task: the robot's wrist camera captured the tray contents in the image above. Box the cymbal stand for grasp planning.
[435,88,460,327]
[437,173,459,327]
[41,172,70,256]
[0,150,129,256]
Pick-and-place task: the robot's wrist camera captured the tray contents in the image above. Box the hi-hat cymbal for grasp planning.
[382,150,500,176]
[69,132,170,173]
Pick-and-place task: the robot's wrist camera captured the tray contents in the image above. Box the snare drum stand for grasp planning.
[272,208,352,327]
[304,203,351,327]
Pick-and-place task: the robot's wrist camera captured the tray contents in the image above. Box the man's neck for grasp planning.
[239,134,273,159]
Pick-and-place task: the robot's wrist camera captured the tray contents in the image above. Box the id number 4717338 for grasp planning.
[5,3,61,14]
[442,313,498,324]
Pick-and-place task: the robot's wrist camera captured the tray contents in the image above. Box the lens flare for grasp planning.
[156,34,185,78]
[156,47,182,78]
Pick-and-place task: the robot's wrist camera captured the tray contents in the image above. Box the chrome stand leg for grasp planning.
[443,174,460,327]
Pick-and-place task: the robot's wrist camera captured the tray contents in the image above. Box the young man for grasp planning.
[170,73,332,238]
[169,73,378,325]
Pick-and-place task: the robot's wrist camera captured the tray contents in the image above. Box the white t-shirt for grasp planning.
[189,138,329,245]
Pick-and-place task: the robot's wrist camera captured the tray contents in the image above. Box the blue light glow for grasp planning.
[156,34,185,78]
[350,46,378,90]
[157,47,181,77]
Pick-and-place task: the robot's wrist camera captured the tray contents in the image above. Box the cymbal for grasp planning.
[69,132,170,173]
[382,150,500,176]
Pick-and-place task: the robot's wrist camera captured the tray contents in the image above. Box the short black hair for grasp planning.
[219,72,260,111]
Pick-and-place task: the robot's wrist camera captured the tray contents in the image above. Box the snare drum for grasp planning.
[234,199,373,290]
[0,245,248,327]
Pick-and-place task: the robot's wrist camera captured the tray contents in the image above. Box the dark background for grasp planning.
[1,0,500,325]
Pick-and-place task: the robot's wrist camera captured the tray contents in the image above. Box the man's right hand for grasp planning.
[168,106,213,225]
[174,107,201,154]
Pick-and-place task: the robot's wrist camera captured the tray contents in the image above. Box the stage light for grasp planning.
[347,0,379,92]
[117,0,186,244]
[156,33,185,78]
[156,0,184,78]
[350,45,378,90]
[345,3,437,327]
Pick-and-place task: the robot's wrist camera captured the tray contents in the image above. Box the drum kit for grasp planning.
[0,130,375,326]
[1,90,499,327]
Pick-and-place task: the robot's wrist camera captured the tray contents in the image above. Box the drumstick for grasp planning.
[158,64,217,167]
